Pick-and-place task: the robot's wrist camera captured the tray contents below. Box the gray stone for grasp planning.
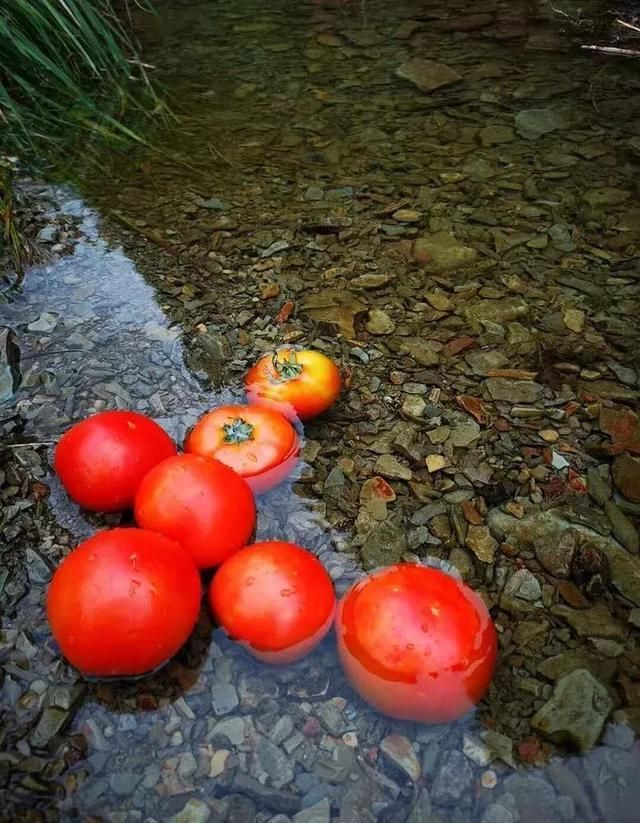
[253,735,295,789]
[365,309,395,335]
[210,716,247,746]
[485,378,543,404]
[552,601,625,640]
[612,453,640,504]
[534,528,577,577]
[450,420,481,448]
[587,465,612,507]
[605,500,639,553]
[396,58,462,93]
[532,669,612,751]
[501,568,541,609]
[374,453,412,481]
[465,349,509,376]
[317,698,347,735]
[28,312,58,333]
[400,337,441,366]
[269,715,295,746]
[110,771,142,796]
[232,773,301,815]
[515,108,564,139]
[170,800,212,823]
[431,750,473,804]
[293,798,331,823]
[360,517,408,570]
[211,683,239,716]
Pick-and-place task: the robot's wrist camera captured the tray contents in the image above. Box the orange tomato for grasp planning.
[47,528,201,677]
[54,410,176,512]
[209,541,336,664]
[184,405,299,494]
[336,564,497,723]
[244,349,341,421]
[134,454,256,569]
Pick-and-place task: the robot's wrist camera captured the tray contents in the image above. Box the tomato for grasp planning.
[184,405,299,495]
[244,349,341,421]
[54,410,176,512]
[46,528,201,677]
[336,564,497,723]
[209,541,336,664]
[134,454,256,569]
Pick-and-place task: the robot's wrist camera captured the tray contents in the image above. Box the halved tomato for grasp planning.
[184,405,299,494]
[244,349,341,421]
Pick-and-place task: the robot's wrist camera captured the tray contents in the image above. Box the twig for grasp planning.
[1,441,57,449]
[582,45,640,57]
[616,19,640,35]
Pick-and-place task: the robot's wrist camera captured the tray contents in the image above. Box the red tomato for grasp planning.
[134,454,256,569]
[54,410,176,512]
[336,564,497,723]
[46,528,201,677]
[209,541,336,664]
[244,349,341,421]
[184,405,299,495]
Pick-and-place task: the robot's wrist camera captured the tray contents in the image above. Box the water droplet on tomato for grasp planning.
[246,576,255,586]
[280,588,295,597]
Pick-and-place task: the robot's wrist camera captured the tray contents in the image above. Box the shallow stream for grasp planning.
[2,1,640,820]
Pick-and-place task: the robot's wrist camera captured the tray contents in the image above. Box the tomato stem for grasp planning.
[223,418,254,444]
[272,350,303,382]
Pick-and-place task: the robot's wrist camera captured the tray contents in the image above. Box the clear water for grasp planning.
[2,0,640,820]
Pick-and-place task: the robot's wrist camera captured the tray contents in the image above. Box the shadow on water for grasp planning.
[2,0,640,820]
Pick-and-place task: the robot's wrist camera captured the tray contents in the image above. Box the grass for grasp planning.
[0,0,162,167]
[0,1,163,272]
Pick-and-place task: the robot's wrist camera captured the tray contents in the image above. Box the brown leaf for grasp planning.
[599,406,640,455]
[457,394,490,425]
[443,335,476,357]
[276,300,295,324]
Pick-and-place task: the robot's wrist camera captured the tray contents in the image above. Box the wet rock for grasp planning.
[400,337,440,367]
[563,308,584,333]
[604,500,639,553]
[352,274,390,290]
[30,685,84,748]
[431,750,473,804]
[365,309,395,335]
[515,108,564,139]
[380,734,421,782]
[313,742,355,784]
[231,773,301,815]
[293,798,331,823]
[317,697,347,735]
[556,595,624,636]
[501,774,557,822]
[301,290,366,337]
[466,525,498,563]
[464,297,528,327]
[534,528,577,577]
[396,58,462,93]
[0,326,21,403]
[485,378,543,404]
[501,568,541,610]
[211,683,239,716]
[537,649,617,682]
[412,232,477,271]
[612,454,640,503]
[479,125,514,147]
[465,349,509,376]
[450,420,480,448]
[360,517,408,569]
[587,465,612,507]
[110,771,142,796]
[374,454,411,481]
[170,799,211,823]
[531,669,612,751]
[252,735,295,789]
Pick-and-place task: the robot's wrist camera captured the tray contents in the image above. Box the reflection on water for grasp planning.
[2,0,640,819]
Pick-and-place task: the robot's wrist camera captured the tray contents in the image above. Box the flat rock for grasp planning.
[293,798,331,823]
[400,337,441,366]
[396,58,462,93]
[361,516,408,570]
[352,273,390,289]
[412,231,477,271]
[464,297,528,326]
[612,453,640,503]
[485,378,543,404]
[374,453,412,480]
[532,669,612,751]
[301,289,366,337]
[515,108,565,139]
[170,799,211,823]
[431,750,473,803]
[366,308,395,335]
[605,500,639,553]
[479,125,514,147]
[552,602,625,641]
[466,525,498,562]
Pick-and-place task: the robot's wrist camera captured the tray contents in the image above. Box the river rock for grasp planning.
[605,500,639,553]
[400,337,441,366]
[612,454,640,503]
[380,734,422,781]
[466,525,498,562]
[360,516,408,569]
[464,297,528,326]
[396,58,462,93]
[485,378,543,404]
[412,231,477,271]
[366,308,395,335]
[531,669,612,751]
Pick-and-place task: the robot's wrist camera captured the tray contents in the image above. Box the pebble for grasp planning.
[380,734,422,781]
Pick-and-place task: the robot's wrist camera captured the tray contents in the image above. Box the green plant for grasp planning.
[0,1,162,169]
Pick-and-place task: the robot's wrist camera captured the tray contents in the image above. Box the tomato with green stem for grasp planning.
[244,349,341,421]
[134,454,256,569]
[336,564,497,723]
[209,541,336,664]
[185,405,299,494]
[47,528,201,677]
